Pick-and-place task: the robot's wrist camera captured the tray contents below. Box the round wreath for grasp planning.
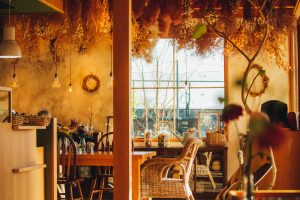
[82,73,100,93]
[244,64,270,97]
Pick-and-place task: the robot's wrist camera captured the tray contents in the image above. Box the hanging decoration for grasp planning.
[131,0,295,70]
[68,45,73,92]
[82,73,100,93]
[11,59,19,89]
[244,64,270,97]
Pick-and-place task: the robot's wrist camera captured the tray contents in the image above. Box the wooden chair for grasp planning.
[57,132,84,200]
[216,162,273,200]
[141,137,202,200]
[192,152,216,191]
[89,132,114,200]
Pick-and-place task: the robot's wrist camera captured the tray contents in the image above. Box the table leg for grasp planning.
[132,159,141,200]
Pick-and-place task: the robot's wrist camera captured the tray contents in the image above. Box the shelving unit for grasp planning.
[13,125,47,130]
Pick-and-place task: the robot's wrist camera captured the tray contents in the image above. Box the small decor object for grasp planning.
[157,126,170,148]
[82,73,100,93]
[182,127,198,145]
[206,130,227,147]
[198,112,220,137]
[144,129,152,147]
[37,109,51,118]
[244,64,270,97]
[12,115,24,126]
[23,115,51,126]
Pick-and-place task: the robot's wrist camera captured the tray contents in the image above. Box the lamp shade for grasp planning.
[0,27,22,58]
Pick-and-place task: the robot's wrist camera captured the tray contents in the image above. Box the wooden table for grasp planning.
[61,151,156,200]
[229,190,300,200]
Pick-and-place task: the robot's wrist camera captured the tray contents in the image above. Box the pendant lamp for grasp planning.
[0,0,22,58]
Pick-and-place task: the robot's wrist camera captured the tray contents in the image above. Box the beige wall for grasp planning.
[0,42,113,132]
[226,41,290,178]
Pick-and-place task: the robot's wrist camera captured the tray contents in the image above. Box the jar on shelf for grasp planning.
[157,126,170,148]
[144,129,152,147]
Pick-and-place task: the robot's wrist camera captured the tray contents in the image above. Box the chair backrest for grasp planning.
[178,137,202,181]
[261,100,288,127]
[96,132,114,153]
[57,132,77,181]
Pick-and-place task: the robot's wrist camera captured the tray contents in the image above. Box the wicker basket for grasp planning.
[23,116,51,126]
[12,116,25,126]
[206,131,227,147]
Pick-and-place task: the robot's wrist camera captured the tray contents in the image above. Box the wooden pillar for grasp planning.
[113,0,132,199]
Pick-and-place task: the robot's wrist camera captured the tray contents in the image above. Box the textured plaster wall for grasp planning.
[0,41,113,132]
[226,40,290,179]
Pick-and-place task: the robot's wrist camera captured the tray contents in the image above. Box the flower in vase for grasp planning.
[257,123,286,149]
[222,103,243,122]
[249,112,270,136]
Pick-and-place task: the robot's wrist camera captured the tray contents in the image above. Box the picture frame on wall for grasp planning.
[198,112,220,137]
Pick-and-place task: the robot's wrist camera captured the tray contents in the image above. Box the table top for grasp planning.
[229,190,300,199]
[60,151,157,166]
[135,145,228,151]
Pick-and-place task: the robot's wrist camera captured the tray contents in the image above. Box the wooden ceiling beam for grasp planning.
[293,0,300,19]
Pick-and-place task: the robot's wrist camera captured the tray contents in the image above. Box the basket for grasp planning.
[12,116,25,126]
[23,116,51,126]
[206,131,227,147]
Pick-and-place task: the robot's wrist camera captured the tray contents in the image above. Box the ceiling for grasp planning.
[0,0,61,14]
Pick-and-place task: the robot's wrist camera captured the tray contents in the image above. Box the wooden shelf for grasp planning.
[13,125,47,130]
[12,164,46,173]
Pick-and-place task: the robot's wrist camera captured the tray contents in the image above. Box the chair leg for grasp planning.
[89,177,97,200]
[77,181,84,200]
[57,188,61,200]
[69,184,74,200]
[98,177,105,200]
[208,171,216,189]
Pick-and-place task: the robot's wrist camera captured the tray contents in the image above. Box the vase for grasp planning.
[144,129,152,147]
[243,174,254,200]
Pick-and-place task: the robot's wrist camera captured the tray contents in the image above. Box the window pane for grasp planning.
[131,38,224,138]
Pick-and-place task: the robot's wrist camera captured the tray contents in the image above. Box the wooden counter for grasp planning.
[0,123,46,200]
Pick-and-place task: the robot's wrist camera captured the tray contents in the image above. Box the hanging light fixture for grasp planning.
[0,0,22,58]
[11,59,19,89]
[109,45,113,87]
[52,64,60,89]
[68,46,72,92]
[184,51,189,92]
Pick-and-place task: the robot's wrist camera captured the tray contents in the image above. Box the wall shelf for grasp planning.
[12,164,46,173]
[13,125,47,130]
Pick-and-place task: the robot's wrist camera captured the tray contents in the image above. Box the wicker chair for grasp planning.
[141,137,202,200]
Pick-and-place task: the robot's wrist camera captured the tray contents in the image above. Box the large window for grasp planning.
[131,39,224,138]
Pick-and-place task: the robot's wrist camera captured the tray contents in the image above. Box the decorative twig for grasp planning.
[202,17,251,62]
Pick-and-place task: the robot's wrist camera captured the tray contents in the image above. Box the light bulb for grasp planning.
[11,74,19,89]
[184,81,189,91]
[52,74,60,89]
[68,83,73,92]
[108,72,113,87]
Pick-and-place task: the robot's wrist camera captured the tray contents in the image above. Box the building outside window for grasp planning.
[131,39,224,138]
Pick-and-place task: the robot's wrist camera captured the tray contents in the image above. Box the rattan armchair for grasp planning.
[141,138,202,200]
